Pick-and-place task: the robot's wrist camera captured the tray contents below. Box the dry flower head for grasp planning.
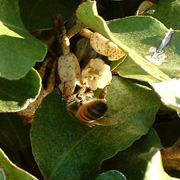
[81,58,112,90]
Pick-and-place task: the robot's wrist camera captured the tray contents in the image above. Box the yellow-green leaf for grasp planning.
[0,148,37,180]
[0,0,46,79]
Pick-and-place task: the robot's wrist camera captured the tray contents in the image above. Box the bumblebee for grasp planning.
[66,87,118,127]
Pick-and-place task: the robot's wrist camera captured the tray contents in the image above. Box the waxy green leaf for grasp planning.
[96,170,127,180]
[151,79,180,114]
[31,76,160,180]
[77,1,180,115]
[141,148,179,180]
[0,113,30,149]
[108,18,180,80]
[19,0,81,31]
[114,56,160,83]
[0,168,6,180]
[102,129,162,180]
[0,69,41,112]
[0,148,37,180]
[77,1,180,82]
[148,0,180,30]
[0,0,46,79]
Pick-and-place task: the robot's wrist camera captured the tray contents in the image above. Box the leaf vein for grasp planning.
[49,127,97,179]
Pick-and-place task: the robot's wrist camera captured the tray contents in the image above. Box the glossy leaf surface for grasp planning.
[31,76,160,180]
[0,69,41,112]
[151,79,180,114]
[77,2,169,82]
[0,148,37,180]
[114,56,160,83]
[142,149,179,180]
[19,0,81,31]
[77,1,180,82]
[102,129,162,180]
[148,0,180,30]
[0,0,46,79]
[96,170,127,180]
[0,113,30,149]
[77,1,180,114]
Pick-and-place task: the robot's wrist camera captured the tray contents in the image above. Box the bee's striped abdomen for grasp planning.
[76,99,108,122]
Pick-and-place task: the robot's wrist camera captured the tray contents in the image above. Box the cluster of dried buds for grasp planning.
[57,26,125,127]
[58,27,125,96]
[18,23,125,125]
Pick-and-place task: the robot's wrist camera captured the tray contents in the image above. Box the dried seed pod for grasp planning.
[18,59,56,124]
[61,26,70,55]
[18,89,50,124]
[90,32,125,61]
[58,25,81,96]
[79,28,125,61]
[58,53,81,96]
[79,28,93,39]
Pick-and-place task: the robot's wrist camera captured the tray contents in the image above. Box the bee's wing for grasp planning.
[94,116,118,126]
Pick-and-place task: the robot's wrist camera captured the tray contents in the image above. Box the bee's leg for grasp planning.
[94,117,118,126]
[76,85,86,99]
[81,120,96,128]
[99,85,108,99]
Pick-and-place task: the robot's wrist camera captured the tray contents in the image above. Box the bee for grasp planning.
[66,87,118,127]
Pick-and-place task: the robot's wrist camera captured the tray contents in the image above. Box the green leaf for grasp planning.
[19,0,81,31]
[141,148,180,180]
[96,170,127,180]
[0,148,37,180]
[114,56,160,83]
[150,79,180,113]
[0,0,46,79]
[106,76,161,136]
[31,76,160,180]
[0,113,30,149]
[102,129,162,180]
[0,69,41,112]
[108,17,180,79]
[0,168,6,180]
[0,145,22,170]
[77,1,180,82]
[148,0,180,30]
